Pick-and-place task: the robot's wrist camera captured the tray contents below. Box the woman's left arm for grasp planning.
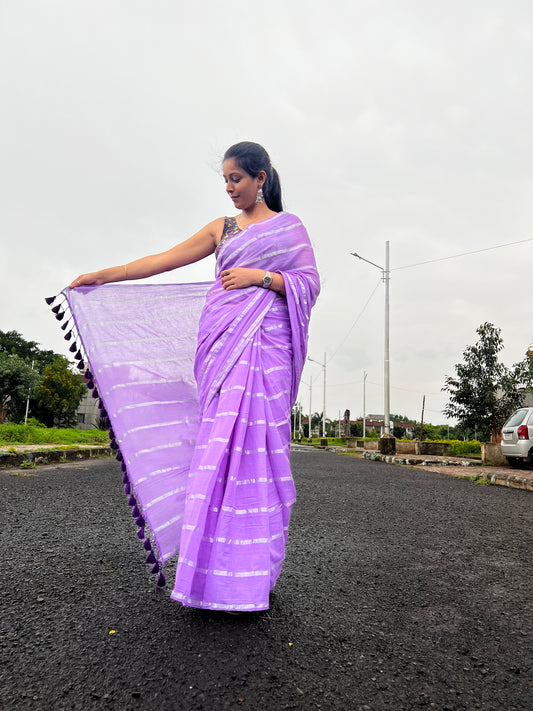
[220,268,286,296]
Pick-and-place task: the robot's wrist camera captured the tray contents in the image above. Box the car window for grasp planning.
[527,411,533,426]
[504,409,529,427]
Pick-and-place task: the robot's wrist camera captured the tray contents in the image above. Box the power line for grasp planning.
[393,237,533,271]
[325,277,382,366]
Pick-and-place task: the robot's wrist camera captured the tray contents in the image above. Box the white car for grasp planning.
[501,407,533,468]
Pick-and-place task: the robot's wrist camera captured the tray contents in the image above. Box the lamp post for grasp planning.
[363,370,367,438]
[307,353,326,438]
[351,243,391,435]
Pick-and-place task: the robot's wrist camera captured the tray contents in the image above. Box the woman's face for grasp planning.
[222,158,263,211]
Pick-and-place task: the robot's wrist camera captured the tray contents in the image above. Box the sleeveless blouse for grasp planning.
[215,216,241,257]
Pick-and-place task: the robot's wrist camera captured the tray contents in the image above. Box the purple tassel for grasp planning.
[156,572,166,588]
[64,331,72,341]
[146,551,156,565]
[120,462,127,473]
[77,361,84,370]
[143,538,151,551]
[124,482,131,495]
[135,516,145,528]
[69,342,77,353]
[132,505,140,518]
[151,562,159,574]
[109,439,118,450]
[55,311,65,321]
[109,428,115,440]
[128,495,136,506]
[137,526,145,539]
[115,451,123,462]
[51,304,61,314]
[84,369,92,379]
[91,387,98,398]
[60,319,71,331]
[75,350,82,360]
[122,472,128,483]
[45,295,57,305]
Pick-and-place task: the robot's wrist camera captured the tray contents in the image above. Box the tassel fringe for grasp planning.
[46,288,165,590]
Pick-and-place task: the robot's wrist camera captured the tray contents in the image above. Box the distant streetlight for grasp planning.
[363,370,367,438]
[307,353,326,438]
[351,242,391,436]
[24,360,35,426]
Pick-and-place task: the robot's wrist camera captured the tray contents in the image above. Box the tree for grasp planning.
[0,330,56,369]
[442,323,526,442]
[0,353,41,423]
[33,356,87,428]
[0,331,87,427]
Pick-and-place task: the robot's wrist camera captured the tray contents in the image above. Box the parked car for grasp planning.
[501,407,533,467]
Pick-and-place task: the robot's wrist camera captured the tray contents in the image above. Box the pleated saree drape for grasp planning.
[51,212,319,611]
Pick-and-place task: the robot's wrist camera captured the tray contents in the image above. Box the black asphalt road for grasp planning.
[1,451,531,711]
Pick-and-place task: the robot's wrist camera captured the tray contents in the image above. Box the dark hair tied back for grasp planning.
[223,141,283,212]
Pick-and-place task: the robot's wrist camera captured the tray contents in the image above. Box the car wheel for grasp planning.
[507,457,526,469]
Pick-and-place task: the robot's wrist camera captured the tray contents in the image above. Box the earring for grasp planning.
[256,186,264,204]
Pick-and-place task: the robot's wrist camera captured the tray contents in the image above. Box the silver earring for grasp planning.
[256,186,264,204]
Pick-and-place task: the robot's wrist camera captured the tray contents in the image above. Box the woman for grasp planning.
[64,142,320,612]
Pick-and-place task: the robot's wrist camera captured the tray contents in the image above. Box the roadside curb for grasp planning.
[362,451,480,467]
[360,450,533,492]
[0,447,113,469]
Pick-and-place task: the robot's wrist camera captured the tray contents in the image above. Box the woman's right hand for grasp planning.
[68,272,105,289]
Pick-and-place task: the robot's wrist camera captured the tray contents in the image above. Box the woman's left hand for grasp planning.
[220,268,262,291]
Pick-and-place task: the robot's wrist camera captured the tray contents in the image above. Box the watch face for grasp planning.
[263,273,273,287]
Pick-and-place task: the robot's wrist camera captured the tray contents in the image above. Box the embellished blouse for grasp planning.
[215,216,242,257]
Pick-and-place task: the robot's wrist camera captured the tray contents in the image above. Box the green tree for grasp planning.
[0,330,56,370]
[442,322,526,442]
[33,356,86,428]
[0,352,41,423]
[350,421,363,437]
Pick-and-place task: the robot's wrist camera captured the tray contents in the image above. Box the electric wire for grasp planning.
[392,237,533,271]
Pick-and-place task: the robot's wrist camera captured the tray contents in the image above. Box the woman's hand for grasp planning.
[220,268,263,291]
[220,268,286,295]
[68,272,106,289]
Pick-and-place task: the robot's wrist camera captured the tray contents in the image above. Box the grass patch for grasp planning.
[0,424,109,446]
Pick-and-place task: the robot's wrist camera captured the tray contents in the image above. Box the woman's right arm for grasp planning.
[69,218,224,288]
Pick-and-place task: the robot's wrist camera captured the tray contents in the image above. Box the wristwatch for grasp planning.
[262,271,273,289]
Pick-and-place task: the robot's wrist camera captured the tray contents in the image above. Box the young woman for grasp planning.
[66,142,320,612]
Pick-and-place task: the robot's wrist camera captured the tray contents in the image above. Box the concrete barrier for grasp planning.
[396,441,416,455]
[481,442,508,466]
[416,442,451,456]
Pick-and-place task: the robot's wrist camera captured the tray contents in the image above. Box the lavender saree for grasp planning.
[50,211,319,611]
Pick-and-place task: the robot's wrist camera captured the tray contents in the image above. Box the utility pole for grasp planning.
[351,244,391,435]
[419,395,425,441]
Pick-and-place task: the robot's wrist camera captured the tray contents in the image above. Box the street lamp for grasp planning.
[308,353,326,438]
[351,242,391,436]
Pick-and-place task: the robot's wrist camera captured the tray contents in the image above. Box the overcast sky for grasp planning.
[1,0,532,424]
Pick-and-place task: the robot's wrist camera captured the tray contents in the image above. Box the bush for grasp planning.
[0,424,109,446]
[447,439,481,456]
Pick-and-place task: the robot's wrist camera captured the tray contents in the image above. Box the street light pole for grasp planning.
[384,241,390,435]
[322,351,326,438]
[307,355,327,439]
[309,378,312,440]
[351,242,391,435]
[363,370,367,438]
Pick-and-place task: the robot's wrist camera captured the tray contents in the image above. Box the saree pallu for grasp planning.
[51,211,319,611]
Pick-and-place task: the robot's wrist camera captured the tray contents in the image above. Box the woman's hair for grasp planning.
[223,141,283,212]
